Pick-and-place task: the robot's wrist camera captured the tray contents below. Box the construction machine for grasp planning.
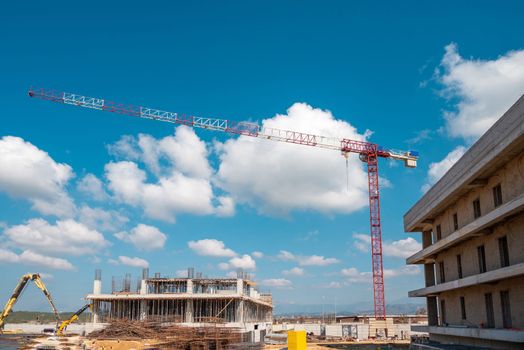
[0,273,61,332]
[56,304,91,336]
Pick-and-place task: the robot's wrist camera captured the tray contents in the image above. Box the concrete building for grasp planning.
[87,268,273,341]
[404,96,524,349]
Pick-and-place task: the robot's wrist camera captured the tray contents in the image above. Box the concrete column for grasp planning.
[422,230,432,248]
[92,269,101,324]
[187,279,193,294]
[93,269,102,294]
[236,300,244,323]
[185,300,193,323]
[427,296,438,326]
[424,263,435,287]
[236,279,243,295]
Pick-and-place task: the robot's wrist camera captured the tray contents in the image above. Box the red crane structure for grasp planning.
[28,87,418,320]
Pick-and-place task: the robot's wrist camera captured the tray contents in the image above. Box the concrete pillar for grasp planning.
[236,300,244,323]
[424,263,435,287]
[93,269,102,294]
[427,296,438,326]
[185,300,193,323]
[140,300,147,320]
[187,279,193,294]
[236,279,243,295]
[422,230,432,248]
[92,269,101,324]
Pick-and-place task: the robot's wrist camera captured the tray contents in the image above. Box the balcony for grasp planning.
[407,193,524,265]
[409,262,524,297]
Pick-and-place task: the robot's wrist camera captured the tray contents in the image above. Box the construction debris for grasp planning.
[87,318,262,349]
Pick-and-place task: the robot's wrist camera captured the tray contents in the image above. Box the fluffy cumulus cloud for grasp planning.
[282,267,305,277]
[4,218,108,255]
[260,278,292,289]
[383,237,422,258]
[0,136,75,217]
[188,239,237,257]
[77,173,109,201]
[115,224,167,251]
[112,255,149,268]
[341,265,420,284]
[438,43,524,141]
[0,248,73,270]
[422,44,524,192]
[78,205,128,232]
[352,233,421,259]
[252,251,264,259]
[219,254,256,271]
[105,126,234,222]
[277,250,339,266]
[215,103,370,215]
[421,146,466,192]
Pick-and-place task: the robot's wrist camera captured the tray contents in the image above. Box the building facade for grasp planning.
[87,269,273,340]
[404,96,524,349]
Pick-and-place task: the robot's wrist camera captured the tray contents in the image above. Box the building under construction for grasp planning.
[86,269,273,340]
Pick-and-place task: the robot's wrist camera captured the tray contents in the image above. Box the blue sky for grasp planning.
[1,1,524,313]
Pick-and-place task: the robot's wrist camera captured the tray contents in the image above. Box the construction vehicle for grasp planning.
[29,88,419,320]
[0,273,61,332]
[56,304,91,336]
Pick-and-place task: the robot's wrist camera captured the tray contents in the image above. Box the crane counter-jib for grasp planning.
[28,87,419,320]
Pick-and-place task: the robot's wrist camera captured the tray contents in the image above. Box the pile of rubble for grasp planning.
[87,318,261,349]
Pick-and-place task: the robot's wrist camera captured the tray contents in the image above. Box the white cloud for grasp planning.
[215,196,236,217]
[352,233,370,253]
[382,237,422,259]
[383,265,420,278]
[422,146,466,192]
[277,250,339,266]
[107,135,141,160]
[341,267,372,284]
[79,205,128,232]
[438,43,524,141]
[260,278,292,289]
[252,251,264,259]
[326,281,342,288]
[0,136,75,217]
[115,224,167,251]
[277,250,296,261]
[39,273,54,280]
[77,174,109,201]
[215,103,370,215]
[219,254,256,271]
[0,248,74,270]
[108,126,212,179]
[352,233,421,259]
[341,265,421,284]
[116,255,149,268]
[4,218,108,255]
[282,267,305,276]
[188,239,237,257]
[105,160,222,223]
[298,255,339,266]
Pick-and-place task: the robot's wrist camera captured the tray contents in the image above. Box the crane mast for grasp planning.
[28,87,419,320]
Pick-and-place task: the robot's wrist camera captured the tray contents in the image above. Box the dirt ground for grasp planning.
[26,335,409,349]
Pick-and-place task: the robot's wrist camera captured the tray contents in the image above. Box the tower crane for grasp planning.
[28,87,419,320]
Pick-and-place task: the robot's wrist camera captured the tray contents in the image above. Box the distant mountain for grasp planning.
[274,301,425,316]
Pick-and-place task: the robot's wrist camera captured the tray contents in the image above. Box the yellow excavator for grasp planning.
[56,303,91,336]
[0,273,61,332]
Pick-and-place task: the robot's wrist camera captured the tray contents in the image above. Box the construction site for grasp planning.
[2,4,524,348]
